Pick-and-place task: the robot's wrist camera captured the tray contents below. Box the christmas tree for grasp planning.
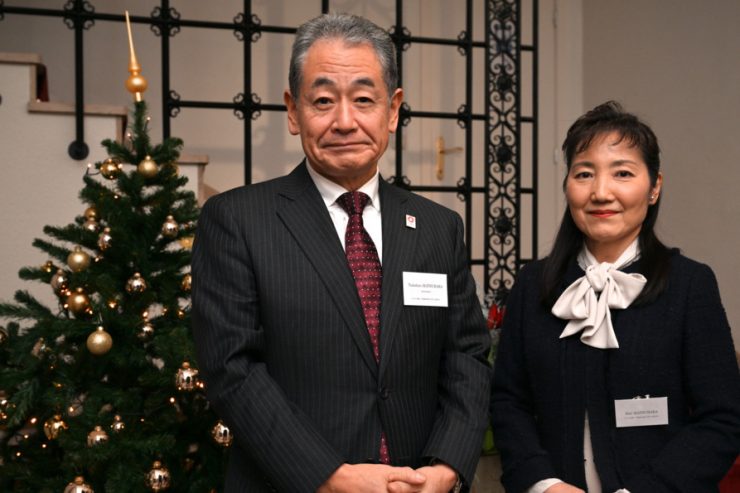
[0,14,228,492]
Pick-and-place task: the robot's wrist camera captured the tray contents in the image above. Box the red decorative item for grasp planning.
[720,455,740,493]
[487,303,505,331]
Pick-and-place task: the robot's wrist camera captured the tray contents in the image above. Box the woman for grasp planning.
[490,101,740,493]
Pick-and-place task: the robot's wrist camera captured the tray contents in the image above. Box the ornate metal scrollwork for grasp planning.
[168,90,181,118]
[63,0,94,30]
[233,93,262,121]
[399,102,412,127]
[233,13,261,42]
[457,30,470,56]
[456,177,469,202]
[487,0,520,305]
[387,175,411,190]
[457,104,469,129]
[389,25,412,51]
[150,6,181,37]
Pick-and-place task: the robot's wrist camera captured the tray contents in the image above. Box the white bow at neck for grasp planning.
[551,240,646,349]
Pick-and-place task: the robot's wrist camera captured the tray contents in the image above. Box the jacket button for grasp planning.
[379,387,390,400]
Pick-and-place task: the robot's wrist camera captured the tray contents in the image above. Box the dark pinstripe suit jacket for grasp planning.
[192,162,491,492]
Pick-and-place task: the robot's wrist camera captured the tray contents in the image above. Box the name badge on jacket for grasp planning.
[614,396,668,427]
[402,272,448,307]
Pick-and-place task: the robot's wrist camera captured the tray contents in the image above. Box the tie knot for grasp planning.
[337,191,370,216]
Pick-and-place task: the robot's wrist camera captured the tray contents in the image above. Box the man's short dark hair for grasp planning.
[288,13,398,101]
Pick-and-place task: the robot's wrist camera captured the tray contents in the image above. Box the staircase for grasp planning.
[0,52,208,309]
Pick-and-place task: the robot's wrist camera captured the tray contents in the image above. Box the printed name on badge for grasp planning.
[614,396,668,428]
[403,272,448,307]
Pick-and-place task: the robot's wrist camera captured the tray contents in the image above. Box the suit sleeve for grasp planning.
[624,263,740,493]
[489,266,559,493]
[191,195,343,491]
[421,213,493,487]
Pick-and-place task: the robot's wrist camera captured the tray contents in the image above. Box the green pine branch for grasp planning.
[0,95,223,491]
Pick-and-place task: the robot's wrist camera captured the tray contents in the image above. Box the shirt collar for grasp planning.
[577,238,641,272]
[306,162,381,212]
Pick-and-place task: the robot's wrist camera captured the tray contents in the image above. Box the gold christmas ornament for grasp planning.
[111,414,125,433]
[84,206,98,220]
[125,10,148,102]
[180,273,191,292]
[100,158,123,180]
[175,362,199,392]
[138,155,158,179]
[211,420,233,447]
[64,476,94,493]
[146,461,171,491]
[87,425,109,446]
[98,227,112,251]
[67,399,84,417]
[66,288,91,316]
[43,260,55,273]
[161,215,179,238]
[0,391,10,424]
[83,217,99,233]
[86,326,113,355]
[138,322,155,340]
[32,338,50,358]
[43,415,68,440]
[67,246,91,272]
[126,272,148,293]
[51,269,69,294]
[0,327,7,346]
[179,236,194,250]
[126,75,148,99]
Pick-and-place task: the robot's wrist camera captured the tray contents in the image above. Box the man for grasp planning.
[192,13,490,493]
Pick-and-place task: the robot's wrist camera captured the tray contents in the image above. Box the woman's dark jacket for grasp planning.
[490,251,740,493]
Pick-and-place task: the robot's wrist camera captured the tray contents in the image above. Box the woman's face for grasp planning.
[565,131,662,262]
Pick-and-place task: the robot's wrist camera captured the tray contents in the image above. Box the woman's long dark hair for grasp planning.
[540,101,672,307]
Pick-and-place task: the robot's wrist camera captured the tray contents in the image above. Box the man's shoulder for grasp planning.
[211,178,279,201]
[204,165,305,209]
[382,181,460,221]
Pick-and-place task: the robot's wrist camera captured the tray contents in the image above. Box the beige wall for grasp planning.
[0,61,120,309]
[2,1,736,345]
[0,0,522,303]
[582,0,740,347]
[537,0,584,257]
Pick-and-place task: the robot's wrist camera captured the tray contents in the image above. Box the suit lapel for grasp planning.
[378,179,417,377]
[276,162,378,375]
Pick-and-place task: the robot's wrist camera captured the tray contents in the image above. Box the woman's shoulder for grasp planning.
[517,258,547,280]
[667,249,717,279]
[662,249,724,301]
[508,259,549,298]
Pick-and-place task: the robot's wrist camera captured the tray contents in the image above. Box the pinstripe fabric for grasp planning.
[191,162,491,492]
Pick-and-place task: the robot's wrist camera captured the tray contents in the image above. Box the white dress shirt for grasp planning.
[305,163,383,263]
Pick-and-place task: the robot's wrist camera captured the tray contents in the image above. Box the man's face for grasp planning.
[285,39,403,190]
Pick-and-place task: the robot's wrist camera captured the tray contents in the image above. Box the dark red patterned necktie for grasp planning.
[336,191,390,464]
